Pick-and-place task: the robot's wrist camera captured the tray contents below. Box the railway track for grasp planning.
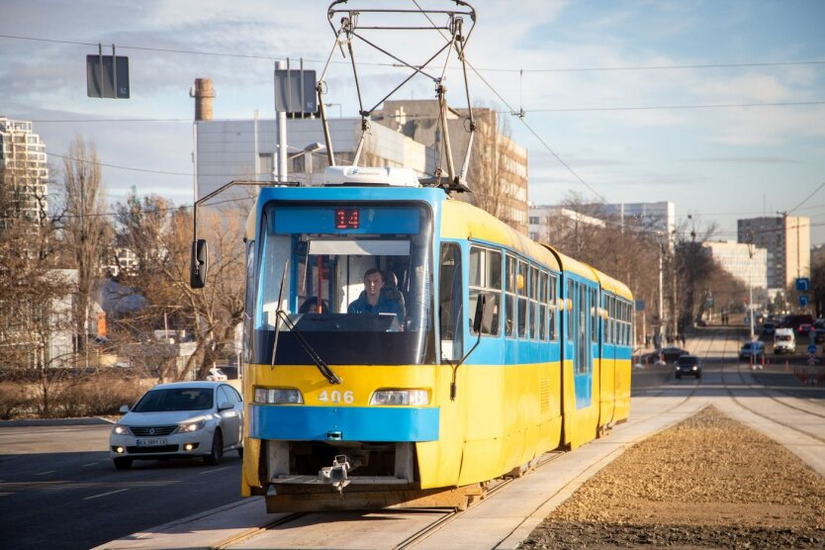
[213,451,568,549]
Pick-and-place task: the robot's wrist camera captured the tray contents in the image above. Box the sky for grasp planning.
[2,0,825,244]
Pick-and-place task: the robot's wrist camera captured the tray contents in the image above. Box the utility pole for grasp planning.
[747,231,755,340]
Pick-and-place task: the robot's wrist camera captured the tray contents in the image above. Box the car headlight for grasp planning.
[370,389,429,406]
[111,424,130,436]
[254,387,304,404]
[178,419,207,433]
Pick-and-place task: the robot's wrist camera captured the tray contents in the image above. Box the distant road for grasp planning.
[0,423,244,550]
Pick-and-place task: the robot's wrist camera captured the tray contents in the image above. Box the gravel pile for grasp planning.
[520,406,825,548]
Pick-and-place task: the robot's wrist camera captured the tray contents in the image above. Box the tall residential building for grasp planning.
[737,216,810,290]
[373,100,529,234]
[0,116,49,225]
[701,240,768,290]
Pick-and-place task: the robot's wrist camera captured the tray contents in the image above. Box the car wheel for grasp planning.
[237,447,244,458]
[113,457,132,470]
[204,430,223,465]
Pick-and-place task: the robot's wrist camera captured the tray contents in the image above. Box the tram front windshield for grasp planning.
[253,203,435,366]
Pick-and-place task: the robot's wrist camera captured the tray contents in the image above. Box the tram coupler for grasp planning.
[320,454,351,494]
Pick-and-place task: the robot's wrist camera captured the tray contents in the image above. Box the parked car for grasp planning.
[675,355,702,379]
[206,367,228,381]
[739,341,765,362]
[110,381,244,470]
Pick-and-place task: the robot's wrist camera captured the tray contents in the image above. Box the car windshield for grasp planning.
[133,388,214,412]
[677,356,698,365]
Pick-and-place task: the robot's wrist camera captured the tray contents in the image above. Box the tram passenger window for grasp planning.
[518,260,528,338]
[591,288,598,343]
[567,280,574,343]
[548,273,557,341]
[505,255,517,338]
[469,247,502,336]
[539,271,548,340]
[578,284,588,374]
[530,266,539,340]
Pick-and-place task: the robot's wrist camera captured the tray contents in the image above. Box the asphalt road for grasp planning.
[0,421,245,550]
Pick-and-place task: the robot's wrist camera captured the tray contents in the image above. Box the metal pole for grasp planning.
[276,60,288,183]
[658,244,664,341]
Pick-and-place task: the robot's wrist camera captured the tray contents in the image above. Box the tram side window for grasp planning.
[548,273,558,341]
[439,242,463,361]
[243,240,255,363]
[590,288,598,343]
[529,265,539,340]
[505,255,517,338]
[578,283,587,373]
[567,279,574,343]
[539,271,548,340]
[469,247,502,336]
[518,260,529,338]
[621,301,628,346]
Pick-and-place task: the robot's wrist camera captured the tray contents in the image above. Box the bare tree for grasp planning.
[57,135,110,356]
[113,194,246,380]
[0,164,78,415]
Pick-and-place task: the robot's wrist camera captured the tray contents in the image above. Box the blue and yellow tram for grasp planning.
[231,166,633,511]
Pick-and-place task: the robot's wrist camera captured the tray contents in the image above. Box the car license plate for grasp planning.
[136,438,167,447]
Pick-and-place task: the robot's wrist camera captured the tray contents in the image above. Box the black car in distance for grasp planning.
[675,355,702,379]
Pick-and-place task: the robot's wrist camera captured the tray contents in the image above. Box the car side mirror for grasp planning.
[472,293,495,334]
[119,405,130,414]
[218,401,233,411]
[190,239,209,288]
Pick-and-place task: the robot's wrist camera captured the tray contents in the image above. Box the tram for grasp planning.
[188,1,633,511]
[192,166,633,511]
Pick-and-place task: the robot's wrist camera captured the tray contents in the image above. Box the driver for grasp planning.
[347,268,404,320]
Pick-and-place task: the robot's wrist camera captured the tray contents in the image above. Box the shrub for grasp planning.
[0,382,31,420]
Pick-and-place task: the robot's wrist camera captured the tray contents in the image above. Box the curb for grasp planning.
[0,416,114,427]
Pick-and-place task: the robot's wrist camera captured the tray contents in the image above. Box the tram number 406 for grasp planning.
[318,389,355,404]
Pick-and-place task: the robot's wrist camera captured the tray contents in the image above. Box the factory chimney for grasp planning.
[191,78,215,121]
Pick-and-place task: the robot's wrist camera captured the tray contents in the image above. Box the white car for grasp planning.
[110,381,244,470]
[206,367,228,381]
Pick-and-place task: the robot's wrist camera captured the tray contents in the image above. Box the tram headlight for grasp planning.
[370,389,429,406]
[254,387,304,404]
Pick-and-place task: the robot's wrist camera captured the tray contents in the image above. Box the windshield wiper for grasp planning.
[276,311,342,385]
[270,261,342,385]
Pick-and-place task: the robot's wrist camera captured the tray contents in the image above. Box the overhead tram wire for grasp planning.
[4,33,825,74]
[788,182,825,215]
[463,57,609,205]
